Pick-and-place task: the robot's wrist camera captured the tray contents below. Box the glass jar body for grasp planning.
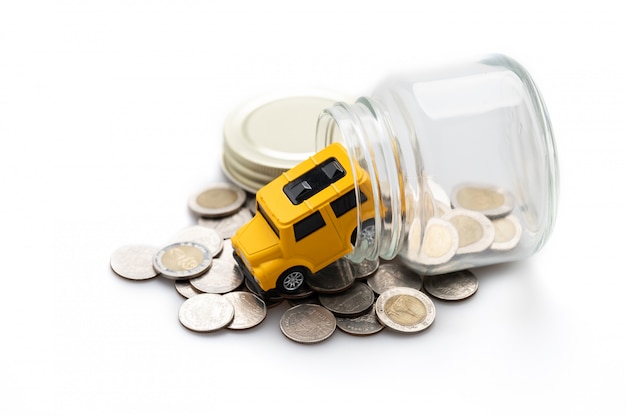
[316,54,558,275]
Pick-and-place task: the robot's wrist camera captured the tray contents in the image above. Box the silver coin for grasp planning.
[350,257,380,279]
[336,306,385,336]
[279,304,336,344]
[197,207,252,239]
[318,282,375,318]
[153,241,212,280]
[168,225,224,257]
[188,182,247,218]
[189,257,244,294]
[306,258,355,294]
[422,270,478,301]
[366,262,423,295]
[174,280,204,298]
[451,183,514,218]
[442,209,495,255]
[375,287,436,333]
[223,291,267,330]
[110,244,160,280]
[287,293,320,307]
[178,293,235,332]
[490,214,523,251]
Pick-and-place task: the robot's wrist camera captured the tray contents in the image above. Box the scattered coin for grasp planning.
[197,207,253,239]
[375,287,435,333]
[153,241,212,280]
[189,257,244,294]
[335,306,385,336]
[175,280,204,298]
[318,282,375,318]
[490,214,522,251]
[279,304,337,344]
[306,258,355,294]
[442,209,495,255]
[188,183,247,218]
[451,183,514,218]
[223,291,267,330]
[366,262,423,295]
[168,225,224,257]
[422,269,478,301]
[110,244,160,280]
[350,257,380,279]
[178,293,235,332]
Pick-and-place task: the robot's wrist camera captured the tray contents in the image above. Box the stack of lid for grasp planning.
[221,92,348,193]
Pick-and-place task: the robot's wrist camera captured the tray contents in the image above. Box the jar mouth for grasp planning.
[482,54,560,251]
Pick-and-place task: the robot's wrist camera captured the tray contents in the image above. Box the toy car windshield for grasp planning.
[283,157,346,205]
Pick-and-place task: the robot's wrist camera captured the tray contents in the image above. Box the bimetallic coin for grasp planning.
[375,287,435,333]
[306,258,355,294]
[442,209,495,255]
[188,183,247,218]
[178,293,235,332]
[175,280,204,298]
[410,218,459,266]
[318,282,375,318]
[366,262,423,295]
[336,306,385,336]
[168,225,224,257]
[189,257,244,294]
[153,241,212,280]
[223,291,267,330]
[197,207,252,239]
[490,214,523,251]
[451,183,514,218]
[110,244,159,280]
[279,304,336,344]
[422,270,478,301]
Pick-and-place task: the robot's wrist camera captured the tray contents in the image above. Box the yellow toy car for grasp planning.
[231,142,375,298]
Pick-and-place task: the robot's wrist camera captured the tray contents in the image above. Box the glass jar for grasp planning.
[316,54,559,275]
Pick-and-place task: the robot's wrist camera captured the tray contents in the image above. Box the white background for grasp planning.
[1,1,624,416]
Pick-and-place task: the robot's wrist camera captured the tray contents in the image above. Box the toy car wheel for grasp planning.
[351,219,376,246]
[277,267,308,294]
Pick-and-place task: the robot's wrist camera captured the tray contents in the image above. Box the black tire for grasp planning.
[351,219,376,246]
[277,267,308,294]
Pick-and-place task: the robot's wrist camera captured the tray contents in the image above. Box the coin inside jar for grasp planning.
[490,214,523,251]
[451,183,514,218]
[442,209,495,255]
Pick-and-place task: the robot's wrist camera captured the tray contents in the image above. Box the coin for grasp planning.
[375,287,435,333]
[422,269,478,301]
[305,258,356,294]
[175,280,204,298]
[178,293,235,332]
[451,183,514,218]
[490,214,523,251]
[318,282,375,318]
[366,262,423,295]
[153,241,212,280]
[442,209,495,255]
[168,225,224,257]
[279,304,336,344]
[350,257,380,279]
[409,218,459,266]
[110,244,160,280]
[335,306,385,336]
[188,183,247,218]
[197,207,252,239]
[189,257,244,294]
[223,291,267,330]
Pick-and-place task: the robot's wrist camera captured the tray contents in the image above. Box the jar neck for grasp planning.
[316,97,409,262]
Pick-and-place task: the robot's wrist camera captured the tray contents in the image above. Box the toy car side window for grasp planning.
[330,190,368,218]
[293,211,326,241]
[283,158,346,205]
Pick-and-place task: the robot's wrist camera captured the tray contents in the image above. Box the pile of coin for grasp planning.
[110,181,481,344]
